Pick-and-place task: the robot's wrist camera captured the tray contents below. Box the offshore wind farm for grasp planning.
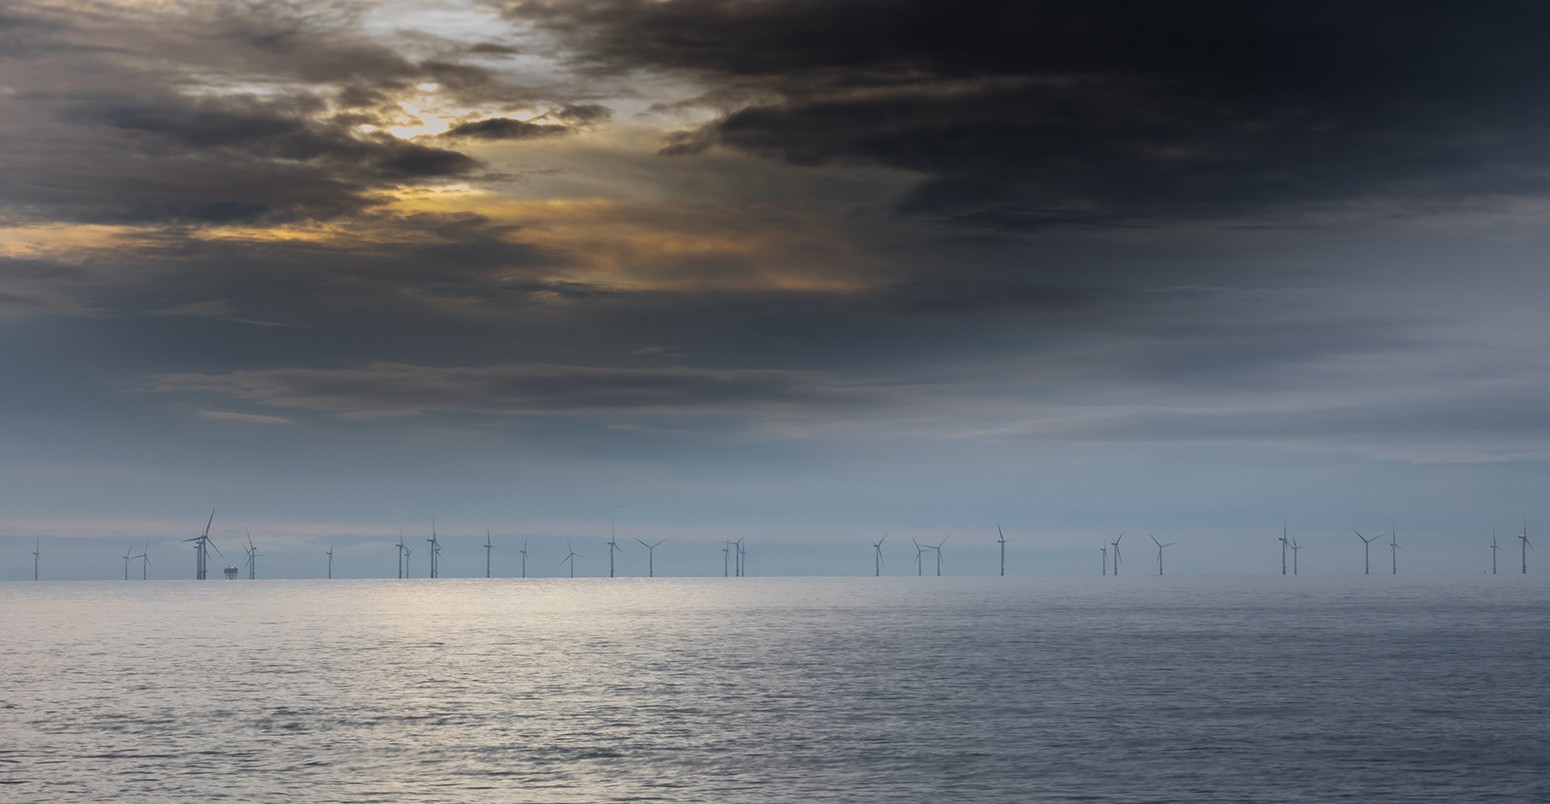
[8,1,1550,802]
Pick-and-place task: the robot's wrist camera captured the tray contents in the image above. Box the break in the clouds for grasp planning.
[5,0,1550,574]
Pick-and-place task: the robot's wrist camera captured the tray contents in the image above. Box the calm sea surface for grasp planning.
[1,577,1547,803]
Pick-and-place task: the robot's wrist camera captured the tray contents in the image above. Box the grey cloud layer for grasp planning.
[505,0,1550,229]
[154,362,885,418]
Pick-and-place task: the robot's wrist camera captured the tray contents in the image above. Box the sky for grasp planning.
[4,1,1550,579]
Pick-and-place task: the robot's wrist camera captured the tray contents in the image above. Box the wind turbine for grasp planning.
[1100,544,1108,576]
[722,539,731,577]
[121,543,136,581]
[1491,531,1500,575]
[134,543,151,580]
[734,535,746,577]
[1149,533,1176,576]
[912,538,926,577]
[326,543,334,579]
[403,545,414,578]
[635,538,665,577]
[1278,519,1289,576]
[484,528,495,579]
[1111,532,1125,576]
[606,522,623,578]
[561,538,581,578]
[520,537,529,579]
[932,535,948,576]
[1289,535,1302,576]
[997,525,1008,577]
[244,530,259,580]
[396,531,407,579]
[1388,526,1403,575]
[1353,529,1382,575]
[31,539,39,581]
[1521,518,1533,574]
[426,519,441,579]
[873,534,888,577]
[183,509,220,580]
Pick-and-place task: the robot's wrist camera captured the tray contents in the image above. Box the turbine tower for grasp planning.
[1100,544,1108,576]
[722,539,731,577]
[134,543,151,580]
[873,534,888,577]
[244,530,259,580]
[183,509,220,580]
[1149,533,1176,576]
[403,546,414,578]
[326,543,334,579]
[561,538,581,578]
[122,543,136,581]
[1521,518,1533,574]
[396,531,407,579]
[32,539,39,581]
[1388,526,1403,575]
[1111,532,1125,576]
[912,538,926,576]
[607,522,623,578]
[1279,519,1289,576]
[1491,531,1500,575]
[520,538,529,579]
[733,535,746,577]
[1353,529,1382,575]
[635,538,665,577]
[1289,535,1302,576]
[997,525,1008,577]
[426,519,440,579]
[932,536,948,576]
[484,528,495,579]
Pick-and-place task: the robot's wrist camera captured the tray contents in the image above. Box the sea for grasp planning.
[1,576,1546,803]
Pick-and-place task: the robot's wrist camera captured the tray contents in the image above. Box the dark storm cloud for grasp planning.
[5,87,479,225]
[152,362,885,419]
[443,117,570,140]
[505,0,1550,228]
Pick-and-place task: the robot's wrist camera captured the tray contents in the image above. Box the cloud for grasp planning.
[197,410,293,425]
[442,117,570,140]
[153,361,889,419]
[505,0,1550,230]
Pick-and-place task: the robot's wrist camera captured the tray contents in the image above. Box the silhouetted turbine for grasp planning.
[1149,533,1177,576]
[873,533,888,577]
[635,538,665,577]
[1353,529,1382,575]
[182,509,220,580]
[562,538,581,578]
